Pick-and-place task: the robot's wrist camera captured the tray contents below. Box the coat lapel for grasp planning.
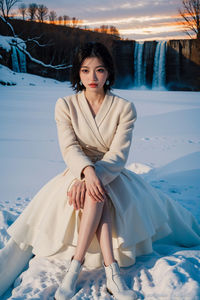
[78,91,114,149]
[95,91,114,127]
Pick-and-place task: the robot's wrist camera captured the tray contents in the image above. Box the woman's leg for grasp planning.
[73,192,105,262]
[96,198,115,266]
[95,200,138,300]
[55,193,106,299]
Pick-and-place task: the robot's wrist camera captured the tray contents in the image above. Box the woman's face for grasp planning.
[79,57,108,93]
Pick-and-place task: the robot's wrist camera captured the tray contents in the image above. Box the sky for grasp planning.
[17,0,193,41]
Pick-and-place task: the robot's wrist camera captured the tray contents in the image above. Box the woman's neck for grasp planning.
[84,90,105,106]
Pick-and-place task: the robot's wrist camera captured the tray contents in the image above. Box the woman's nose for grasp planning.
[91,71,97,81]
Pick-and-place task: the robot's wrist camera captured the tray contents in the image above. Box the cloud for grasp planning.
[23,0,190,41]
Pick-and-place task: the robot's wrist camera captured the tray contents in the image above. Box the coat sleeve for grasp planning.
[94,101,137,186]
[54,97,94,180]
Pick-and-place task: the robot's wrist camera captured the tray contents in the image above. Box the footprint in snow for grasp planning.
[169,187,181,195]
[142,137,150,141]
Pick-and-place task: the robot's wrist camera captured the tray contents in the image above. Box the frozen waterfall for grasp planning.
[17,47,27,73]
[134,42,146,87]
[11,45,27,73]
[152,41,167,89]
[11,46,20,72]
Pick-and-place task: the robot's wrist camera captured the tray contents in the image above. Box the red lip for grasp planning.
[89,83,98,87]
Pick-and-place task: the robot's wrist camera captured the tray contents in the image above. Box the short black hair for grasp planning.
[70,42,115,92]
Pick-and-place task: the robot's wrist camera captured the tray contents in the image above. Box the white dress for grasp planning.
[7,91,200,269]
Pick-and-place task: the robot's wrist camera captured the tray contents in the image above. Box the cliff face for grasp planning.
[166,39,200,90]
[112,40,134,88]
[112,39,200,90]
[143,41,157,87]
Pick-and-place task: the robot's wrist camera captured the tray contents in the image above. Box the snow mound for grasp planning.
[0,35,26,53]
[127,162,152,174]
[0,64,65,86]
[147,151,200,178]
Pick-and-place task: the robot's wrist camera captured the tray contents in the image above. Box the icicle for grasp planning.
[152,41,167,89]
[11,46,20,72]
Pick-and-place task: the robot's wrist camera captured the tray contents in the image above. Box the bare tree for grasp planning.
[36,4,48,23]
[0,14,71,70]
[100,25,109,34]
[63,14,69,26]
[49,10,56,24]
[58,15,63,25]
[71,16,78,28]
[18,3,26,20]
[109,25,120,37]
[0,0,21,20]
[27,3,38,21]
[179,0,200,39]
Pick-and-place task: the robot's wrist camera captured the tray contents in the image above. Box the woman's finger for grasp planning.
[80,186,86,208]
[97,182,106,197]
[75,186,82,210]
[87,189,98,202]
[88,187,104,202]
[92,183,106,202]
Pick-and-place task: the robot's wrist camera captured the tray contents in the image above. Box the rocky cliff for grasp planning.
[166,39,200,90]
[112,39,200,90]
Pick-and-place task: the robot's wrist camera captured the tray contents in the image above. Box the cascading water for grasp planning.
[11,45,27,73]
[134,42,146,87]
[11,46,20,72]
[152,41,167,89]
[17,47,27,73]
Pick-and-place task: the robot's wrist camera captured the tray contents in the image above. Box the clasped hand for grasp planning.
[67,166,107,210]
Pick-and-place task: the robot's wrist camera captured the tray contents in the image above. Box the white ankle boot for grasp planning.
[104,261,137,300]
[0,238,33,296]
[55,259,83,300]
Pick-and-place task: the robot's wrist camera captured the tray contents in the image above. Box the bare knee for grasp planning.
[84,191,105,209]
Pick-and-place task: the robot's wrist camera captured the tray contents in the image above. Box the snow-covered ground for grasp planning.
[0,67,200,299]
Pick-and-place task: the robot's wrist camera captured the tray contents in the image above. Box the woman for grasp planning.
[0,42,200,300]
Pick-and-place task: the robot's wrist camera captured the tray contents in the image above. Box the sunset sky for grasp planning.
[21,0,193,41]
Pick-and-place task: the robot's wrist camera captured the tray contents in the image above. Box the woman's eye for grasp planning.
[97,68,105,73]
[81,69,88,73]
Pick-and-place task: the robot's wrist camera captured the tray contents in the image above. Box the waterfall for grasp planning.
[11,45,27,73]
[152,41,167,89]
[11,46,20,72]
[134,42,146,87]
[17,47,27,73]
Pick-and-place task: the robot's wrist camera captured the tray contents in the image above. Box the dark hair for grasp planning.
[70,42,115,92]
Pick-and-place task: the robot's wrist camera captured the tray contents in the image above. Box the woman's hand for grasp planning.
[82,166,107,202]
[67,179,86,210]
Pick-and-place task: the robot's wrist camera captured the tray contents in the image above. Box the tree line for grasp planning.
[18,3,78,27]
[17,2,120,37]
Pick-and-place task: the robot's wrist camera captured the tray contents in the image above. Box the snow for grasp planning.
[0,67,200,299]
[0,35,26,52]
[0,64,63,86]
